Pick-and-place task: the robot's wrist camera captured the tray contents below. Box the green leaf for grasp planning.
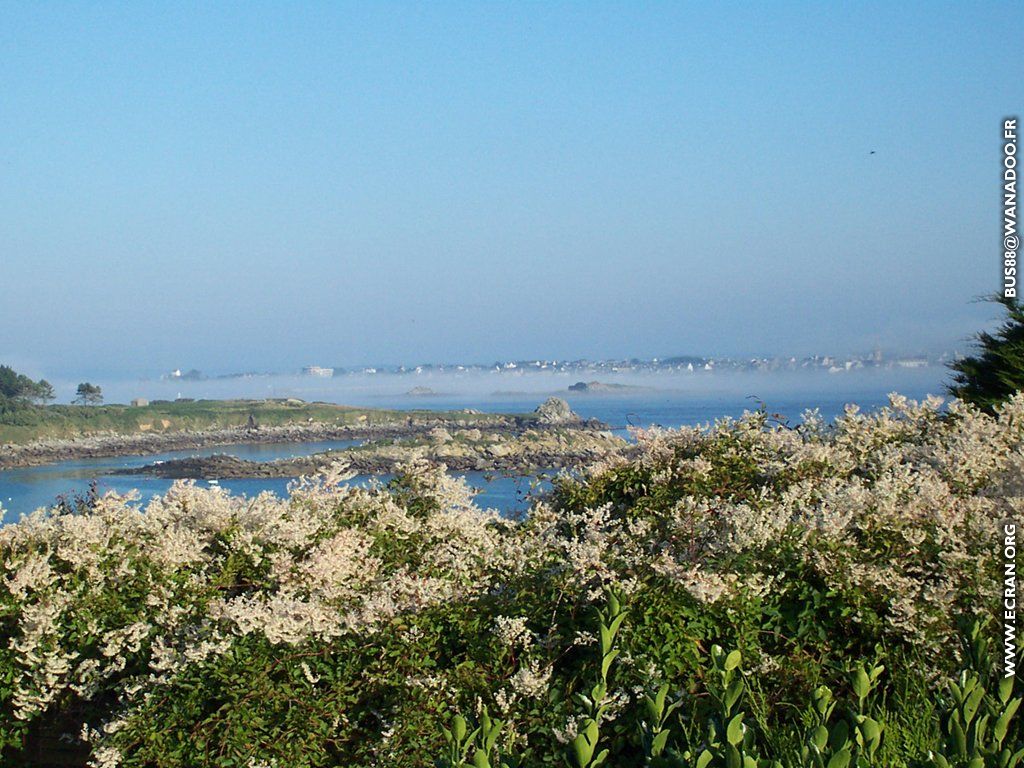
[599,626,612,655]
[600,649,619,680]
[994,698,1021,742]
[606,591,620,617]
[607,611,627,637]
[725,677,745,711]
[951,717,967,757]
[645,695,659,725]
[998,675,1016,704]
[826,750,851,768]
[652,729,670,757]
[860,718,882,757]
[851,668,870,701]
[571,734,594,768]
[813,686,834,717]
[725,650,742,671]
[727,713,745,746]
[860,717,881,740]
[828,720,850,752]
[452,715,467,742]
[810,725,828,751]
[655,683,669,717]
[963,681,986,723]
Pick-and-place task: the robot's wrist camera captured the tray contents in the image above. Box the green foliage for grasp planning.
[566,590,627,768]
[0,364,53,413]
[796,659,886,768]
[638,682,683,765]
[73,382,103,405]
[930,622,1024,768]
[438,709,508,768]
[678,646,781,768]
[948,296,1024,411]
[0,397,521,444]
[1,397,1021,766]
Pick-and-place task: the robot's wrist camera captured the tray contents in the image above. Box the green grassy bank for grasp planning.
[0,399,514,445]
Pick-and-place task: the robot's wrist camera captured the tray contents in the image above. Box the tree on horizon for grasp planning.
[74,382,103,406]
[0,365,55,410]
[34,379,55,404]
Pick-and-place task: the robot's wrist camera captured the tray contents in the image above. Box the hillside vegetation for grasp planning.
[0,394,1021,767]
[0,399,515,445]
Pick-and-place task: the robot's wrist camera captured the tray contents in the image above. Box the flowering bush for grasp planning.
[0,394,1020,766]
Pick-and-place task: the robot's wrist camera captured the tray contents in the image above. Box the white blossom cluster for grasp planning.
[0,394,1020,765]
[0,461,503,761]
[569,393,1023,646]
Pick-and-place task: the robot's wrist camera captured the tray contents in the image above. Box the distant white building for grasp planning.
[302,366,334,377]
[130,398,149,407]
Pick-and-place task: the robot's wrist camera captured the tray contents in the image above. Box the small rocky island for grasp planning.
[115,398,626,479]
[405,386,441,397]
[568,380,650,393]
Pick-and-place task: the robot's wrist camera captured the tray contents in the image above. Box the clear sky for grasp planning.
[1,2,1019,377]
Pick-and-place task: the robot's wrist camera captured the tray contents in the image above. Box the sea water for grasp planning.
[0,366,948,524]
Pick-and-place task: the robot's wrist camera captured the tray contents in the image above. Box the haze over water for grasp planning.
[77,365,945,413]
[0,365,947,522]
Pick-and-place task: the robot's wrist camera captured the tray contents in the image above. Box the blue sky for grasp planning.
[1,2,1019,377]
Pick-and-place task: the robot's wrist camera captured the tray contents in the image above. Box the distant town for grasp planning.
[161,349,958,382]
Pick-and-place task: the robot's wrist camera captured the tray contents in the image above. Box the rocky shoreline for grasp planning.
[113,423,626,479]
[0,398,607,472]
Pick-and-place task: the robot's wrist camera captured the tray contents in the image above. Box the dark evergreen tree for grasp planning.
[0,365,54,410]
[33,379,55,404]
[74,382,103,406]
[948,296,1024,411]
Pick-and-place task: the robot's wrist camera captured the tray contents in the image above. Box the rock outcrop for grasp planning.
[533,397,579,425]
[118,424,626,479]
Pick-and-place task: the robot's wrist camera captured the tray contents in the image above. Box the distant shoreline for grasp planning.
[0,418,560,471]
[0,405,534,470]
[0,398,600,471]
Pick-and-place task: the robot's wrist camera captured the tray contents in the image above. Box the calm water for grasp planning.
[0,440,548,525]
[0,368,949,525]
